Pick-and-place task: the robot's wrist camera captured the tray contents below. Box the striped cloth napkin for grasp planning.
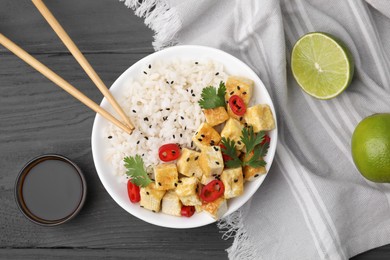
[122,0,390,258]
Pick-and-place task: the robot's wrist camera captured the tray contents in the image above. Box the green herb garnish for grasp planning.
[198,81,226,109]
[221,126,270,169]
[124,155,152,187]
[221,137,242,168]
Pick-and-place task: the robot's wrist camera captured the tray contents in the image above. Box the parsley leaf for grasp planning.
[244,140,269,168]
[198,81,227,109]
[241,127,265,154]
[221,137,242,168]
[123,155,152,187]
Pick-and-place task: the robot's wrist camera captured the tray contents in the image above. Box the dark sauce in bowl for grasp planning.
[15,155,87,226]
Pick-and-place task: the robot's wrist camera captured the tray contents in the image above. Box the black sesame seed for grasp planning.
[140,205,144,208]
[151,178,155,181]
[192,94,195,97]
[152,210,156,213]
[180,133,183,138]
[181,116,184,120]
[173,134,175,139]
[237,141,242,145]
[159,109,163,111]
[210,140,215,146]
[108,136,112,139]
[254,174,259,177]
[149,125,152,128]
[192,172,195,176]
[191,141,194,147]
[234,179,238,183]
[184,126,187,130]
[174,119,177,122]
[132,110,136,113]
[174,183,178,187]
[148,64,151,69]
[145,137,149,140]
[166,108,170,110]
[178,180,182,183]
[143,71,147,74]
[198,138,203,142]
[146,192,150,195]
[191,89,193,94]
[201,134,205,138]
[137,141,140,144]
[186,157,190,162]
[142,153,144,157]
[171,81,174,84]
[215,72,219,76]
[237,86,241,90]
[195,132,198,135]
[215,161,220,165]
[144,117,149,121]
[195,62,199,64]
[166,80,169,84]
[239,117,243,121]
[230,91,234,95]
[243,91,247,95]
[213,146,219,151]
[163,116,168,121]
[194,156,199,160]
[212,174,217,177]
[158,182,162,186]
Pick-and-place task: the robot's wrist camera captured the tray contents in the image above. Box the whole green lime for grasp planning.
[351,113,390,182]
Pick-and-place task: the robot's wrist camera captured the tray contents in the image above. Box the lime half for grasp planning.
[291,32,354,99]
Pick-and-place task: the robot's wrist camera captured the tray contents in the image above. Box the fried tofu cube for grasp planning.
[220,168,244,199]
[221,118,244,150]
[192,122,221,150]
[176,148,203,179]
[154,163,178,190]
[202,197,228,220]
[162,190,182,216]
[203,107,229,126]
[140,183,166,212]
[195,204,203,213]
[175,177,202,206]
[242,151,267,181]
[225,76,254,105]
[243,165,267,181]
[244,104,275,132]
[199,145,224,177]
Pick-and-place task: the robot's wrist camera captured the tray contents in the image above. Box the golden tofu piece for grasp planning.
[199,145,224,177]
[242,151,267,181]
[175,177,202,206]
[192,122,221,150]
[203,107,229,126]
[225,76,254,105]
[140,183,166,212]
[221,118,244,150]
[162,190,182,217]
[195,204,203,213]
[220,168,244,199]
[202,197,228,220]
[154,163,178,190]
[176,148,203,179]
[244,104,275,132]
[243,165,266,181]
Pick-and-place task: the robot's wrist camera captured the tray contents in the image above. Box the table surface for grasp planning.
[0,0,389,259]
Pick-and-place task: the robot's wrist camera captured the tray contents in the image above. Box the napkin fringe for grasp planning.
[218,209,259,259]
[121,0,181,50]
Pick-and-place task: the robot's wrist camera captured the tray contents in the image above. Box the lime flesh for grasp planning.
[291,32,354,99]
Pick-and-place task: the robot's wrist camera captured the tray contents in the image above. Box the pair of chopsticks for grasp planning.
[0,0,134,134]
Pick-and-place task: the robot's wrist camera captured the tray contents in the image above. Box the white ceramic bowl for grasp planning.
[91,45,278,228]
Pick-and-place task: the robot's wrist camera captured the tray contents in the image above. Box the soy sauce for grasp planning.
[16,155,86,225]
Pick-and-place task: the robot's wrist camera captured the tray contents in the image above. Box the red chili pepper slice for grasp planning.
[127,180,140,203]
[219,144,232,162]
[181,206,195,217]
[260,135,271,146]
[228,95,246,116]
[200,180,225,202]
[158,143,181,162]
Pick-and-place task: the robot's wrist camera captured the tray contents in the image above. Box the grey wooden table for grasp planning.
[0,0,389,259]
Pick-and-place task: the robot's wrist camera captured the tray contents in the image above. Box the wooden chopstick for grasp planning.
[31,0,134,131]
[0,33,132,134]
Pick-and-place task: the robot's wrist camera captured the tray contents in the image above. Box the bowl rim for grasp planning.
[91,44,278,228]
[15,154,87,226]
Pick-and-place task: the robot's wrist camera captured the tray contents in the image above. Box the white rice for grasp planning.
[104,58,228,181]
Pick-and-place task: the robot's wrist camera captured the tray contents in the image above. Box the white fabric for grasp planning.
[122,0,390,259]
